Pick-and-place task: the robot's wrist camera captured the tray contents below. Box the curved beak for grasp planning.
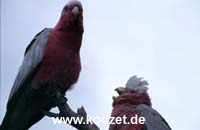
[115,87,126,95]
[72,6,80,15]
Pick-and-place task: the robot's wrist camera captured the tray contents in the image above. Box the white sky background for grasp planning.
[1,0,200,130]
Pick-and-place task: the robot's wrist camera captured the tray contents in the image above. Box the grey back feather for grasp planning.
[136,104,172,130]
[8,28,51,100]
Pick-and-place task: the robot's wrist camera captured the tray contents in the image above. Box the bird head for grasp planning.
[55,0,83,34]
[112,75,151,106]
[115,75,149,95]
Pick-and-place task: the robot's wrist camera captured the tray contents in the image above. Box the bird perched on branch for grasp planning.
[109,75,172,130]
[0,0,84,130]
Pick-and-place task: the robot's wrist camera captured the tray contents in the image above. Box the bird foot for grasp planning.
[53,90,68,107]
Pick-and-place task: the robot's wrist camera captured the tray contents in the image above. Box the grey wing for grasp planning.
[136,104,172,130]
[8,28,52,100]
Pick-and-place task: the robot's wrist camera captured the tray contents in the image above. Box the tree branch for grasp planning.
[43,90,100,130]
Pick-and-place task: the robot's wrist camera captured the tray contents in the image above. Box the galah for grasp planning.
[0,0,83,130]
[109,75,172,130]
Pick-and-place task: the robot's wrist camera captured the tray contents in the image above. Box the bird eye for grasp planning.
[62,6,69,15]
[63,6,69,12]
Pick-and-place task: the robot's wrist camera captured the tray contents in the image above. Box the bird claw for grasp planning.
[42,80,68,107]
[56,95,68,106]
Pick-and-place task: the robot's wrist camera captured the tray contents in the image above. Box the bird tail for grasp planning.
[0,110,18,130]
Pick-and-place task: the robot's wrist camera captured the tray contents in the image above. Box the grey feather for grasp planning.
[125,75,149,93]
[8,28,51,100]
[136,104,172,130]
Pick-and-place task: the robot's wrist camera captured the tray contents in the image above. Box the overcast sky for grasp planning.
[1,0,200,130]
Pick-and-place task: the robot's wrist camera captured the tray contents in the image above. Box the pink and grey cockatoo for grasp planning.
[0,0,83,130]
[109,75,172,130]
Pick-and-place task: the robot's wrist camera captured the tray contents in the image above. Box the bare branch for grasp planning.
[44,90,100,130]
